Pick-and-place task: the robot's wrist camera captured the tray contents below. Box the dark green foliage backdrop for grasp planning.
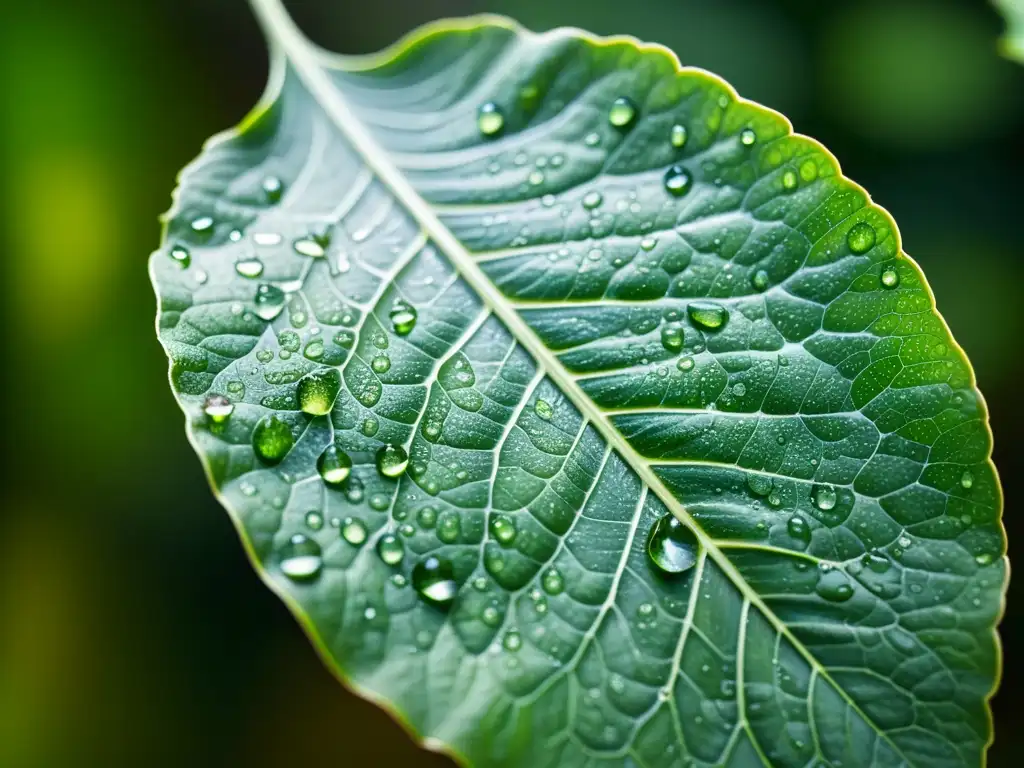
[1,0,1021,766]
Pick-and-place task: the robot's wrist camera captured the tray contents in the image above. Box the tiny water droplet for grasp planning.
[377,534,404,566]
[960,470,974,489]
[252,415,293,465]
[371,354,391,374]
[584,132,601,147]
[477,102,505,137]
[254,284,286,321]
[317,444,352,485]
[582,191,603,210]
[437,511,461,543]
[203,394,234,423]
[190,216,214,234]
[303,339,324,360]
[234,258,264,278]
[751,269,770,292]
[640,236,657,251]
[542,568,564,595]
[812,484,837,511]
[661,324,684,352]
[305,510,323,531]
[608,97,637,128]
[503,630,522,651]
[262,176,284,202]
[676,356,695,372]
[376,444,409,478]
[297,369,340,416]
[746,474,773,497]
[663,165,692,197]
[534,399,554,420]
[781,169,798,192]
[687,301,728,330]
[413,556,458,607]
[169,245,191,268]
[389,300,417,336]
[670,123,687,148]
[280,534,322,581]
[646,515,700,574]
[491,514,517,546]
[361,417,379,437]
[293,237,325,258]
[739,128,756,146]
[341,517,367,546]
[787,515,811,544]
[880,267,900,289]
[861,549,891,573]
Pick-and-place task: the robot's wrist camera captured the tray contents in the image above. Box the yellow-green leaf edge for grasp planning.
[149,9,1009,767]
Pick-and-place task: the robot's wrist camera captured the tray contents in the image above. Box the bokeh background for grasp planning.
[1,0,1021,765]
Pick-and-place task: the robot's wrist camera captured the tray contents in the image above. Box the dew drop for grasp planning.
[816,567,854,603]
[687,300,729,330]
[534,399,554,421]
[477,102,505,137]
[608,97,637,129]
[303,339,324,360]
[169,245,191,268]
[542,567,564,595]
[663,165,692,197]
[739,128,757,146]
[417,506,437,529]
[847,222,876,254]
[812,484,837,512]
[582,191,603,210]
[252,415,293,465]
[646,515,700,574]
[413,556,458,607]
[371,354,391,374]
[787,515,811,545]
[341,517,367,546]
[746,474,773,497]
[376,444,409,478]
[781,169,798,192]
[880,267,900,289]
[297,369,340,416]
[503,630,522,651]
[234,258,264,278]
[491,514,517,546]
[482,605,502,627]
[254,284,286,321]
[861,549,891,573]
[640,236,657,252]
[293,237,325,258]
[203,394,234,423]
[262,176,284,203]
[305,510,324,531]
[376,534,405,566]
[661,324,684,352]
[389,300,417,336]
[253,232,282,246]
[960,470,974,489]
[437,511,461,543]
[280,534,322,581]
[317,444,352,485]
[751,269,770,292]
[190,216,214,234]
[676,356,695,372]
[670,123,687,148]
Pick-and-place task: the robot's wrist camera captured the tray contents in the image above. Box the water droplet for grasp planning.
[640,236,657,251]
[341,517,367,546]
[376,534,404,566]
[305,510,323,531]
[232,257,264,280]
[975,552,995,566]
[663,165,692,197]
[732,382,746,397]
[262,176,284,202]
[503,630,522,651]
[787,515,811,545]
[670,123,687,148]
[661,323,684,352]
[481,605,502,627]
[812,484,837,511]
[477,102,505,137]
[293,237,325,258]
[303,340,324,360]
[528,170,544,186]
[676,356,695,372]
[417,506,437,529]
[253,232,282,246]
[608,97,637,129]
[361,417,379,437]
[169,245,191,268]
[413,556,458,607]
[491,515,517,546]
[880,267,900,289]
[687,300,728,330]
[190,216,214,234]
[542,568,564,595]
[280,534,322,581]
[254,284,286,321]
[584,132,601,147]
[746,474,772,497]
[252,415,293,465]
[861,549,891,573]
[847,222,876,254]
[297,369,340,416]
[646,515,700,574]
[376,444,409,478]
[534,399,554,420]
[203,394,234,423]
[437,511,460,543]
[781,169,798,192]
[389,300,417,336]
[816,567,854,603]
[739,128,756,146]
[751,269,770,292]
[317,444,352,486]
[371,354,391,374]
[582,191,603,210]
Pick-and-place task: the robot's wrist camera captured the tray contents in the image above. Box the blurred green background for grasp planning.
[1,0,1021,765]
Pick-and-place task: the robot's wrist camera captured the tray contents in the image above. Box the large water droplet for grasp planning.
[608,97,637,129]
[254,284,286,321]
[169,245,191,268]
[376,444,409,478]
[847,222,876,254]
[413,556,458,607]
[203,394,234,423]
[491,514,517,546]
[687,301,728,330]
[663,165,692,197]
[341,516,367,546]
[317,444,352,485]
[670,123,687,148]
[477,102,505,137]
[389,300,417,336]
[252,415,293,464]
[280,534,322,581]
[297,369,340,416]
[646,515,700,574]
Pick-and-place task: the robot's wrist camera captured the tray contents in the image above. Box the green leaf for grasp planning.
[996,0,1024,62]
[150,2,1006,765]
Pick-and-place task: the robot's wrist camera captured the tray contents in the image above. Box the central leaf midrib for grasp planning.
[245,0,915,762]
